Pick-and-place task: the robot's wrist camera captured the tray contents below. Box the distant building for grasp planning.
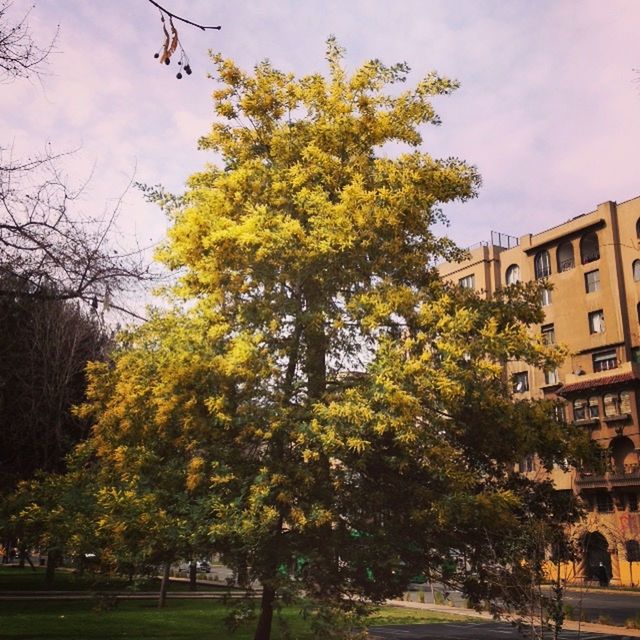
[440,195,640,586]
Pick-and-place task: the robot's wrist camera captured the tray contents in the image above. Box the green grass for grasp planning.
[0,599,268,639]
[0,567,227,592]
[0,598,474,639]
[369,606,476,626]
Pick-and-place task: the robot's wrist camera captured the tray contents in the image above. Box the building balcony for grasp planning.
[559,361,640,397]
[575,464,640,489]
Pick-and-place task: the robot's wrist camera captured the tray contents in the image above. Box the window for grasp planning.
[626,540,640,561]
[540,288,552,306]
[544,369,559,385]
[604,393,619,417]
[596,492,614,513]
[588,396,600,418]
[554,403,566,423]
[520,455,534,473]
[534,250,551,279]
[588,310,605,334]
[512,371,529,393]
[573,398,587,421]
[459,274,475,289]
[636,219,640,239]
[541,323,555,345]
[606,391,632,416]
[557,241,574,272]
[628,494,639,513]
[593,349,617,372]
[620,390,632,414]
[505,264,520,285]
[580,232,600,264]
[633,260,640,282]
[585,270,600,293]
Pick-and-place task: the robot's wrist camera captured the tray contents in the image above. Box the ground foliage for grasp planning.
[76,40,595,640]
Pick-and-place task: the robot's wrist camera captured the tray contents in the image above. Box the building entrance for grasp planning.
[583,531,611,585]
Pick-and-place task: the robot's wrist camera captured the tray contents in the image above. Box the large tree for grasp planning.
[81,41,592,640]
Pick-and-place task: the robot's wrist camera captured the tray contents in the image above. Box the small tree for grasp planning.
[76,311,240,606]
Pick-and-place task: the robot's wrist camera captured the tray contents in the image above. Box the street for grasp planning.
[564,589,640,626]
[369,620,638,640]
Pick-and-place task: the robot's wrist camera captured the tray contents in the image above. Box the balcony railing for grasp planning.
[575,464,640,488]
[558,259,574,272]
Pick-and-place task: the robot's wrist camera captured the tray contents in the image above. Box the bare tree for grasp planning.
[1,3,156,316]
[0,0,56,82]
[0,146,154,316]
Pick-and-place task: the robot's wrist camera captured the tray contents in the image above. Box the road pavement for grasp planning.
[563,588,640,626]
[369,620,640,640]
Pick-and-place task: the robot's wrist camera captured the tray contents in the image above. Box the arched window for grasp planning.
[505,264,520,285]
[540,287,552,306]
[610,435,636,473]
[534,250,551,279]
[557,241,574,272]
[580,232,600,264]
[633,260,640,282]
[588,396,600,418]
[636,219,640,239]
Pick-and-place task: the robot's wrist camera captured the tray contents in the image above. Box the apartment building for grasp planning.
[439,195,640,586]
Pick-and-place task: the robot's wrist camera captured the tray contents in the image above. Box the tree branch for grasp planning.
[146,0,221,31]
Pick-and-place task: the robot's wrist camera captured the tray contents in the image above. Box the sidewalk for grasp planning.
[386,599,640,637]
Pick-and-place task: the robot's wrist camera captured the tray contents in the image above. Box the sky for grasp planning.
[4,0,640,260]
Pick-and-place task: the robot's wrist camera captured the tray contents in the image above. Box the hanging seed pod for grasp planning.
[158,14,170,64]
[168,17,179,58]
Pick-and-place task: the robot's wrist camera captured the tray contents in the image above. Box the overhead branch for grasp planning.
[146,0,221,31]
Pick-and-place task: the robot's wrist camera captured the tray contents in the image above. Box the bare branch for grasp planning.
[0,1,57,83]
[0,145,157,317]
[146,0,221,31]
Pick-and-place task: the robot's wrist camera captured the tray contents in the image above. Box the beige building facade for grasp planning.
[440,195,640,586]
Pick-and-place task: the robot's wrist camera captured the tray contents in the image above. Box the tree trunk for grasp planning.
[158,561,171,608]
[253,583,276,640]
[253,515,284,640]
[44,548,60,587]
[302,280,326,401]
[189,561,197,591]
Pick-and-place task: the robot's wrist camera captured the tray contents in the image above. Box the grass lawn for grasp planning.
[0,597,474,639]
[0,566,227,592]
